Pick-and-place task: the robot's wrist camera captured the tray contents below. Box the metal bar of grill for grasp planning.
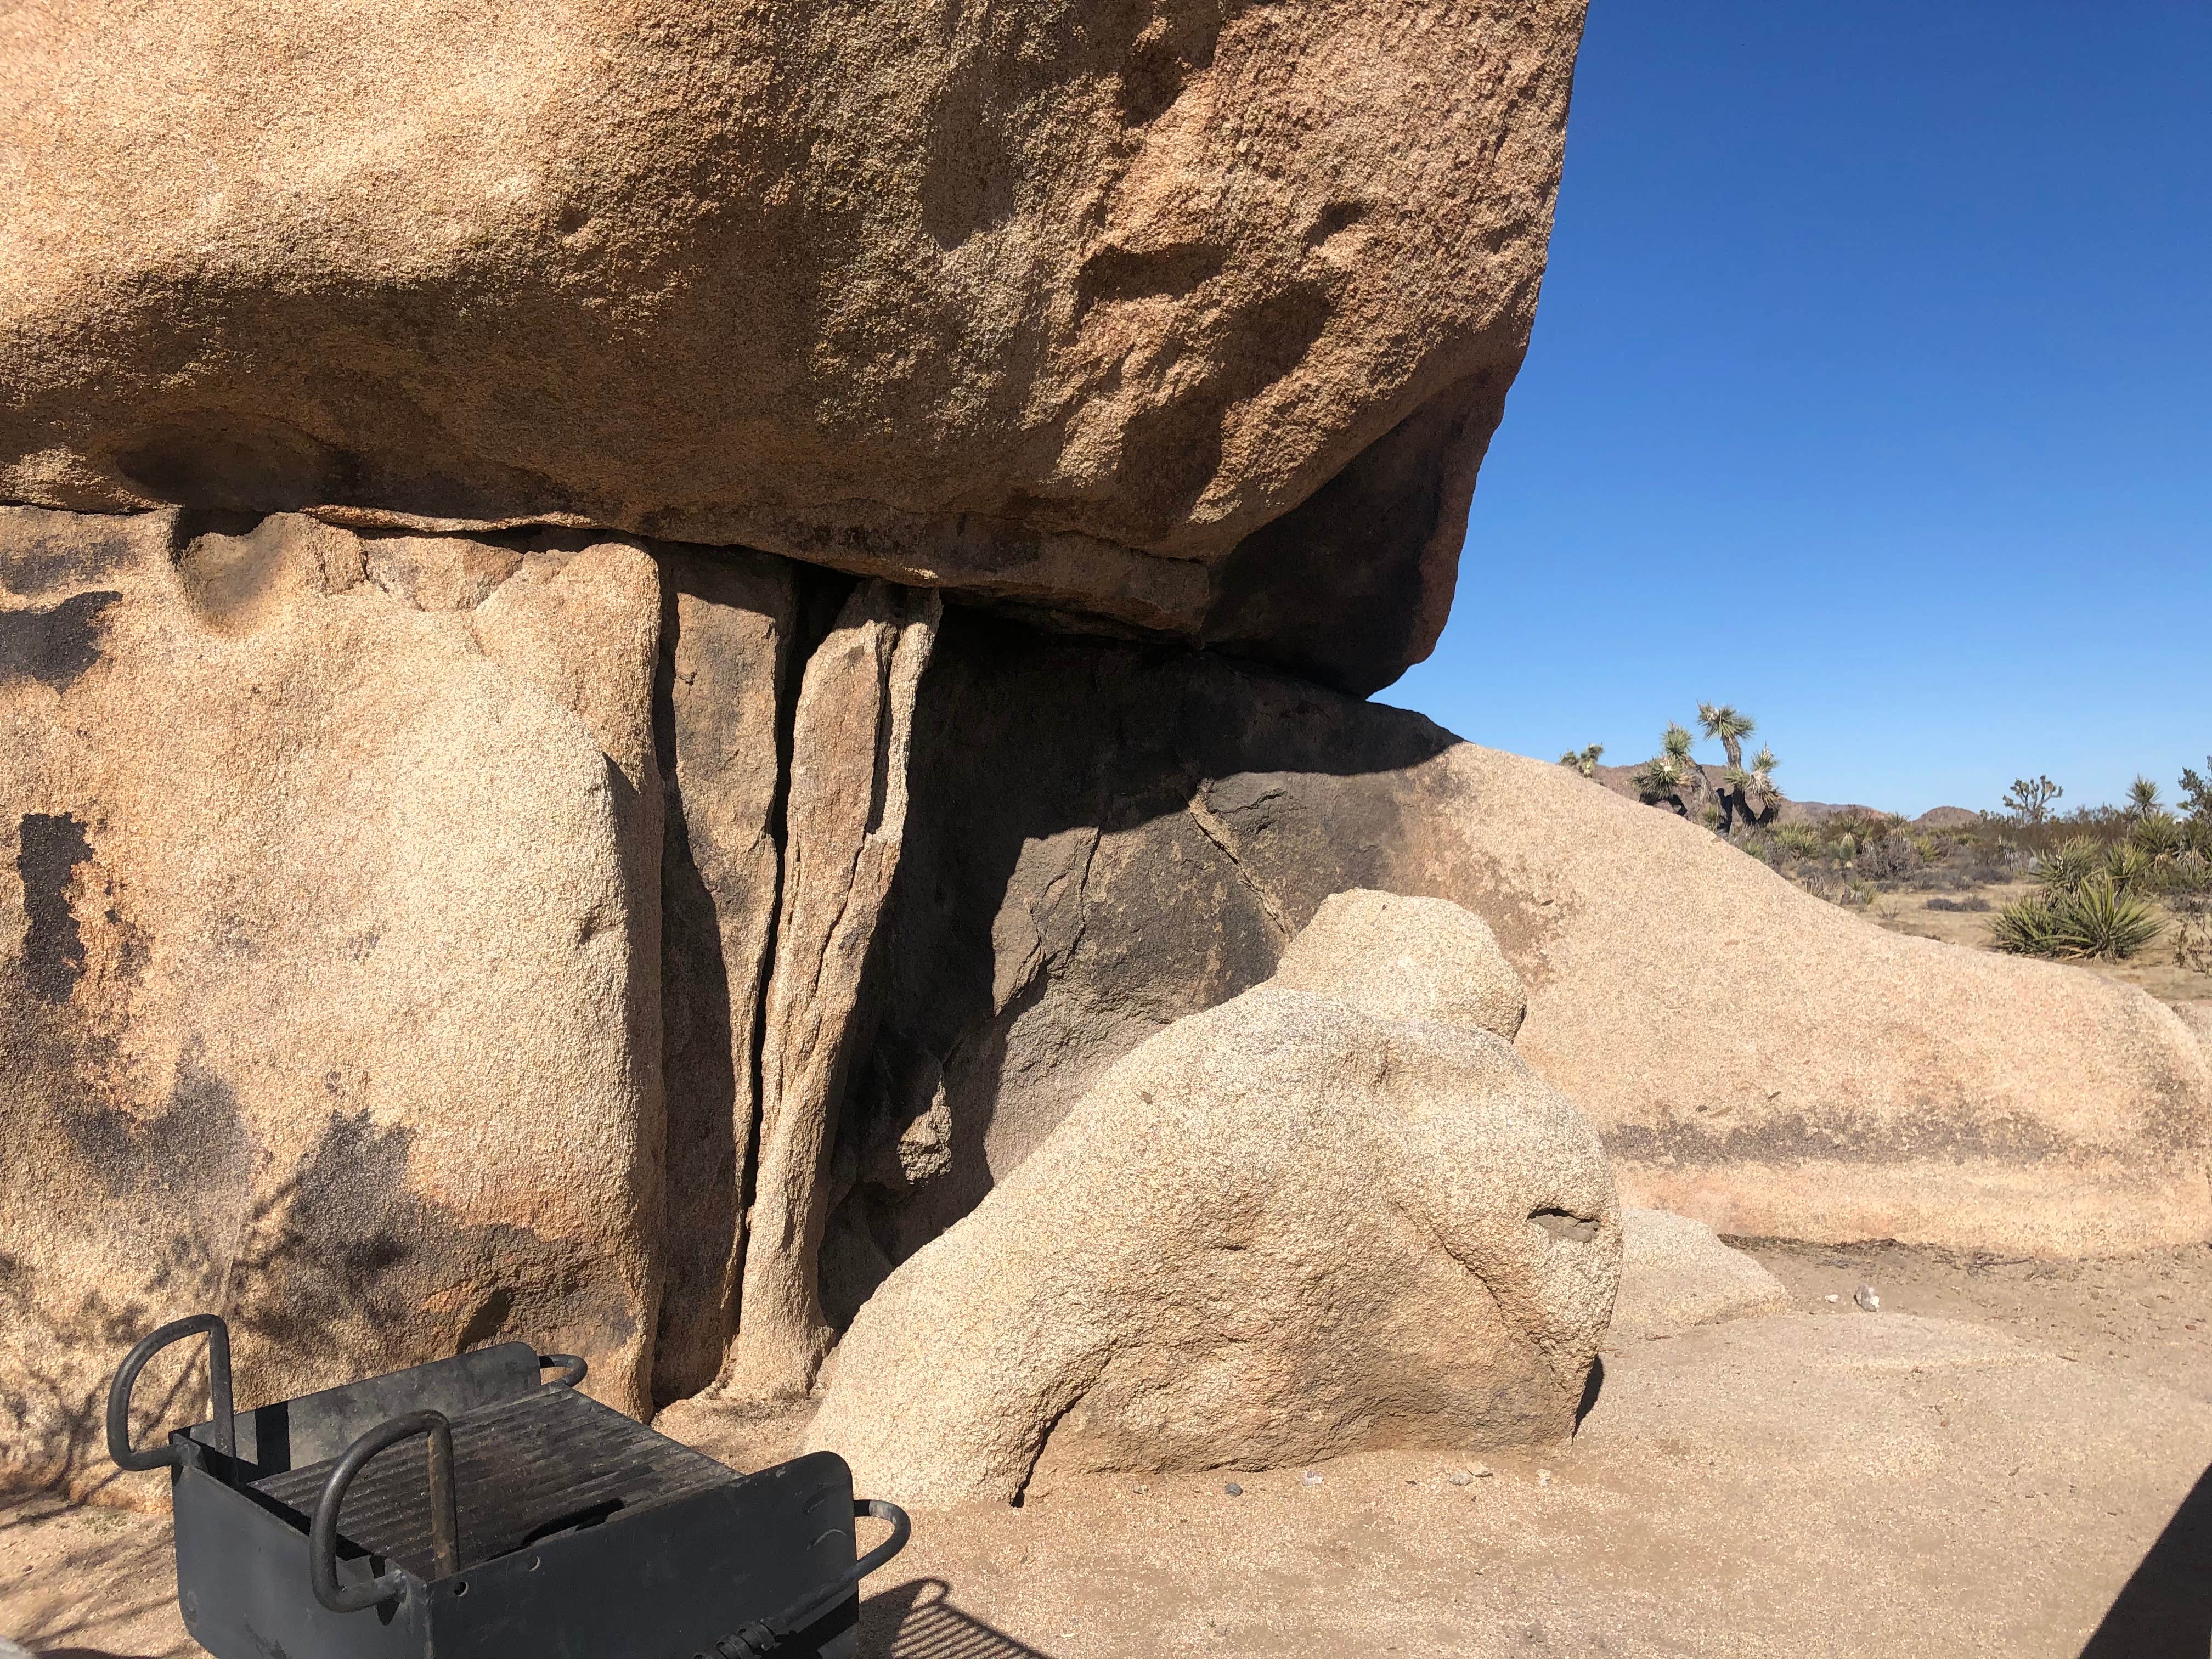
[252,1386,741,1579]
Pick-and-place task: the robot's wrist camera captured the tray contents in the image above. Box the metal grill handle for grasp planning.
[707,1497,912,1657]
[106,1313,235,1474]
[309,1410,461,1613]
[538,1352,589,1387]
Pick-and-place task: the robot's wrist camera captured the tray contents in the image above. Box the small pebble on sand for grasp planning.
[1855,1284,1881,1312]
[1224,1482,1243,1497]
[1824,1293,1840,1303]
[1447,1470,1472,1486]
[1472,1463,1493,1479]
[1302,1470,1322,1486]
[1537,1470,1552,1487]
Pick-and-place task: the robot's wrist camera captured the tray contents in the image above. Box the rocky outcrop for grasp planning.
[1,507,668,1489]
[0,1,1585,695]
[8,500,2204,1501]
[828,613,2211,1270]
[1609,1208,1788,1340]
[725,583,940,1402]
[806,899,1619,1507]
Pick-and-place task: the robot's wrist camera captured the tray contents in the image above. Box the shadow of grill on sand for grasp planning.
[2083,1459,2212,1659]
[862,1578,1058,1659]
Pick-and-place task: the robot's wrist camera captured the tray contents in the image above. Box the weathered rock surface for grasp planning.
[725,582,940,1402]
[1609,1207,1787,1340]
[0,506,668,1489]
[0,1,1585,694]
[809,898,1617,1508]
[651,548,797,1404]
[1272,887,1523,1038]
[828,614,2211,1273]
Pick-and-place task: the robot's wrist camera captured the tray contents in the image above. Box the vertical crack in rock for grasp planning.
[724,580,941,1401]
[650,548,797,1406]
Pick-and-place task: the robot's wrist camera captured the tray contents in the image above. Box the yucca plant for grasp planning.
[2129,810,2183,860]
[2062,877,2166,957]
[2034,836,2103,895]
[1559,743,1605,778]
[1775,822,1824,857]
[1994,877,2165,960]
[2127,774,2163,818]
[2103,840,2157,894]
[1993,895,2070,956]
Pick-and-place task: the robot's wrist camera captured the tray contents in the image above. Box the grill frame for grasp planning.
[111,1317,901,1659]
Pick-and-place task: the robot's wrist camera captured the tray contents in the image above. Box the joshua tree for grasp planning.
[1637,743,1681,814]
[1697,703,1756,770]
[1558,743,1605,778]
[1739,744,1785,827]
[2126,774,2163,818]
[2002,775,2063,826]
[1695,705,1775,833]
[1660,721,1708,814]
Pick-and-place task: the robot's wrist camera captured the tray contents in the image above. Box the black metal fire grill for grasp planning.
[107,1314,909,1659]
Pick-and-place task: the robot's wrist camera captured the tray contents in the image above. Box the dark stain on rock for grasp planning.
[229,1110,641,1397]
[61,1050,256,1209]
[0,515,141,595]
[1601,1103,2074,1169]
[16,812,94,1003]
[0,591,122,691]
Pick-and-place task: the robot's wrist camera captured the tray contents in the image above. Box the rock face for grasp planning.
[726,583,940,1402]
[806,901,1620,1508]
[0,0,1587,695]
[1609,1208,1788,1340]
[827,613,2211,1271]
[0,506,669,1487]
[651,548,797,1404]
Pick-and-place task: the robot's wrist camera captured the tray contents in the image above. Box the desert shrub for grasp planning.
[1926,895,1992,912]
[2166,850,2211,896]
[1697,804,1722,830]
[1859,833,1925,882]
[2179,915,2212,977]
[1993,878,2166,961]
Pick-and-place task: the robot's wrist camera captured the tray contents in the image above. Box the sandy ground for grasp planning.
[10,1240,2211,1658]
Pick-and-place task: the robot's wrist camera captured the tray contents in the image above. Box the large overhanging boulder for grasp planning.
[0,0,1586,695]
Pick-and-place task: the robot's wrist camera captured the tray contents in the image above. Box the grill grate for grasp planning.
[252,1385,738,1579]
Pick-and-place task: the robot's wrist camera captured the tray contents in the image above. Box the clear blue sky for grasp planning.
[1385,0,2211,817]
